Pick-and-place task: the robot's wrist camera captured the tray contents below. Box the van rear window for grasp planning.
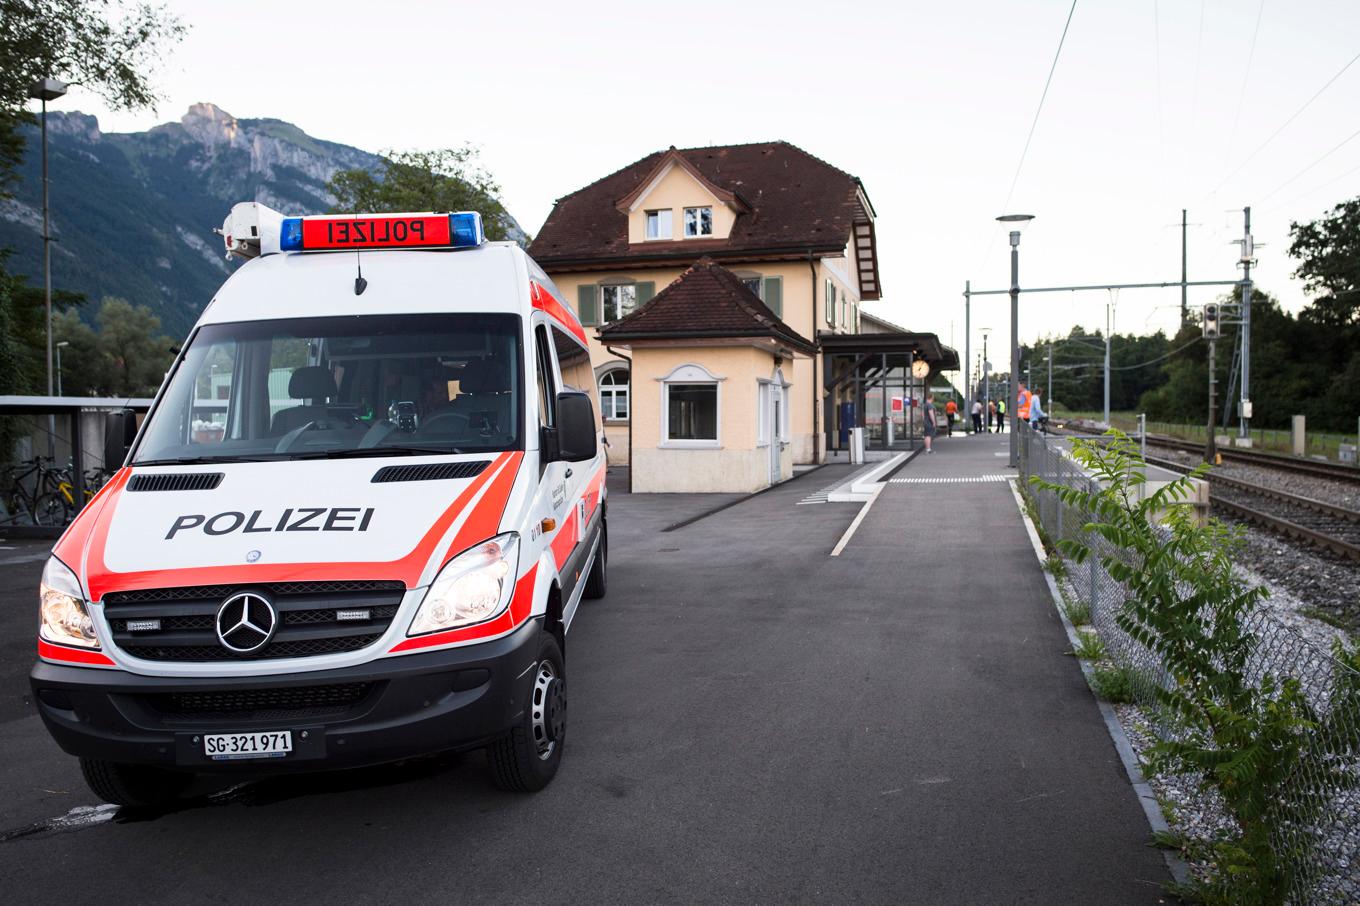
[134,314,523,464]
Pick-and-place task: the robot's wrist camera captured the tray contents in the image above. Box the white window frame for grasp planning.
[645,209,673,241]
[600,283,638,324]
[598,366,630,421]
[683,206,714,238]
[657,363,723,448]
[825,278,836,325]
[757,381,772,446]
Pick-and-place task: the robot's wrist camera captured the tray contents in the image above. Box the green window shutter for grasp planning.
[578,284,599,326]
[635,281,655,305]
[763,276,783,318]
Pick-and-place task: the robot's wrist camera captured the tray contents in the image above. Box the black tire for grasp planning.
[582,522,607,600]
[31,494,69,526]
[487,633,565,792]
[80,758,191,809]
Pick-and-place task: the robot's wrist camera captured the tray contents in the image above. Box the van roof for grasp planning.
[200,242,534,326]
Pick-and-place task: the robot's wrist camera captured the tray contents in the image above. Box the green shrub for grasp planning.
[1070,629,1105,660]
[1090,662,1150,704]
[1031,430,1360,905]
[1061,596,1091,626]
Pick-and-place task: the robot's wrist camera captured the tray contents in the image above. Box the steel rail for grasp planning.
[1142,435,1360,485]
[1142,453,1360,561]
[1205,494,1360,562]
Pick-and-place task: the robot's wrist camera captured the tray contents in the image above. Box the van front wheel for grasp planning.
[582,522,606,599]
[80,758,190,809]
[487,633,565,792]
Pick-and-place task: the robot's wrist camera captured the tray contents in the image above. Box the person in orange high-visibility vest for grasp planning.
[1017,382,1033,423]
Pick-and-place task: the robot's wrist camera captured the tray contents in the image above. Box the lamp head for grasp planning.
[27,79,68,102]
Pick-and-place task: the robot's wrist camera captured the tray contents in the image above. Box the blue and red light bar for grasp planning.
[279,211,484,252]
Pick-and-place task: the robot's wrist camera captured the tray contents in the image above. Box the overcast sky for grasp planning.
[46,0,1360,365]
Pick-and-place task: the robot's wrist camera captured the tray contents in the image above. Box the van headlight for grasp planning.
[408,534,520,636]
[39,557,99,649]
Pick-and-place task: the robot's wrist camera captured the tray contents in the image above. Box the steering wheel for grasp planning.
[416,411,472,436]
[273,413,363,454]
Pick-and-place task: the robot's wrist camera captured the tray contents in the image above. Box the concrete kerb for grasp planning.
[660,462,832,533]
[1006,477,1192,890]
[827,450,913,503]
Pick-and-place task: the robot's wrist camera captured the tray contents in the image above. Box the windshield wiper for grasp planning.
[291,445,467,460]
[134,455,285,466]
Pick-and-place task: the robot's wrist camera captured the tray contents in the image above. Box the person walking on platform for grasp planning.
[923,394,937,453]
[987,400,996,431]
[971,399,983,433]
[1016,382,1033,428]
[1029,390,1046,433]
[995,399,1005,433]
[944,398,957,436]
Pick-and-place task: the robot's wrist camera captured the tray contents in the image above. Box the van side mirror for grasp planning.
[103,409,137,469]
[553,391,597,463]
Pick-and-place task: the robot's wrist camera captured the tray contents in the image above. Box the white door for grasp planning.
[769,391,781,485]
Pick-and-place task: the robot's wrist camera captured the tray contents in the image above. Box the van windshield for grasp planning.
[134,314,523,464]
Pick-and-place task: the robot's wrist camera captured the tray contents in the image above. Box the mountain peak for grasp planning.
[180,102,241,145]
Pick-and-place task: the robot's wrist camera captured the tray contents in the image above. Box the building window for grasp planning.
[645,209,672,240]
[666,383,718,442]
[741,276,762,296]
[825,279,836,325]
[683,206,713,238]
[599,367,629,420]
[601,284,637,323]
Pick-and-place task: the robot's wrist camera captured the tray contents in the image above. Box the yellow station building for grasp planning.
[530,142,957,493]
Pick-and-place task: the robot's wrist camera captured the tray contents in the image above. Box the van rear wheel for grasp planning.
[582,522,606,600]
[488,633,565,792]
[80,758,191,809]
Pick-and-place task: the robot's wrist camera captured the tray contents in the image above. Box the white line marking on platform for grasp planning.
[830,485,882,557]
[888,475,1011,484]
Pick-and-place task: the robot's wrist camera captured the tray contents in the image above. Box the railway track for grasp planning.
[1142,453,1360,562]
[1144,434,1360,485]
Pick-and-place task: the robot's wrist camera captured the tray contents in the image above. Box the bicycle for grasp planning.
[1,458,73,526]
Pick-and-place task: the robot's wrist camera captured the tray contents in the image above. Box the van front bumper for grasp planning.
[29,618,543,773]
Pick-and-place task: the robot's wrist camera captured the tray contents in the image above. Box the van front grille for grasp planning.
[103,581,405,662]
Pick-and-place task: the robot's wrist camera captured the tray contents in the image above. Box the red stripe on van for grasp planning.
[38,639,116,666]
[387,563,538,653]
[530,281,589,347]
[77,452,520,600]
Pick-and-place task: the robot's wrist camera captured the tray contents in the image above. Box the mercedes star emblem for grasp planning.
[215,591,277,653]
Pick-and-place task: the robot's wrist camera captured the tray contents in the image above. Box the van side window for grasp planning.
[535,325,556,429]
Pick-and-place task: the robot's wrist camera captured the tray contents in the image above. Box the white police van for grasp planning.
[31,204,608,805]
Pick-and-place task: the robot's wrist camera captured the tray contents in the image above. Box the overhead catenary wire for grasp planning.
[1261,157,1360,216]
[1258,123,1360,204]
[1209,46,1360,200]
[1220,0,1266,182]
[975,0,1079,272]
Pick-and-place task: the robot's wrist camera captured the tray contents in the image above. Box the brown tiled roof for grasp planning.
[598,258,815,354]
[530,142,865,267]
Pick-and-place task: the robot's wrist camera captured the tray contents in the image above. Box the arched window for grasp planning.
[599,367,630,420]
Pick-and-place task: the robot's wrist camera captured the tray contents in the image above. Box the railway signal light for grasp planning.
[1202,303,1221,339]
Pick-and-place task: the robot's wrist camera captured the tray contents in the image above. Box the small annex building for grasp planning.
[598,258,815,493]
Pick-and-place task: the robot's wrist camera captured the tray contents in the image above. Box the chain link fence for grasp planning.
[1017,421,1360,905]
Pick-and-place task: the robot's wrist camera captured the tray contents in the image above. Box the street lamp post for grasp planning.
[997,214,1035,467]
[980,328,991,430]
[27,79,68,401]
[56,340,69,396]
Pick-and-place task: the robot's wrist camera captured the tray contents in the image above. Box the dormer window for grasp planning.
[683,206,713,238]
[645,209,673,240]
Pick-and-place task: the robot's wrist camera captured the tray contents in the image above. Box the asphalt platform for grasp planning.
[0,435,1168,903]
